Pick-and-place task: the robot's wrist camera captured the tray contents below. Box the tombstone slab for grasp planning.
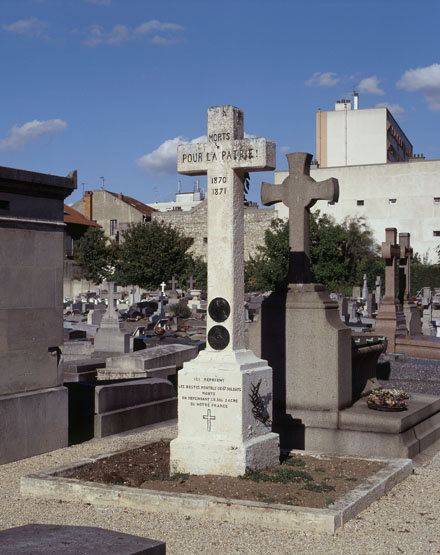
[398,232,422,335]
[94,282,132,353]
[170,106,279,476]
[0,524,165,555]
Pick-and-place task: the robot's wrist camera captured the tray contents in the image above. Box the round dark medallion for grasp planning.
[208,297,230,323]
[208,325,230,350]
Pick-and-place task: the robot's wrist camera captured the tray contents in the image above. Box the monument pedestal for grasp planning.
[375,296,407,352]
[403,300,422,335]
[170,349,279,476]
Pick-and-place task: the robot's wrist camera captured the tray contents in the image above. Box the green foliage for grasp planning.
[302,483,335,493]
[245,212,382,293]
[168,301,192,319]
[411,260,440,296]
[73,226,119,284]
[180,255,207,290]
[245,218,289,292]
[114,221,193,290]
[240,467,314,484]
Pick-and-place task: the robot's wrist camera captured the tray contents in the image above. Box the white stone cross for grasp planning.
[178,105,275,351]
[160,281,167,294]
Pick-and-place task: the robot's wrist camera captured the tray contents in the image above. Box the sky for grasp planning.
[1,0,440,207]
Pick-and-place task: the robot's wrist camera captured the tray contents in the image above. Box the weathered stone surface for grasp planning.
[170,106,279,475]
[0,524,165,554]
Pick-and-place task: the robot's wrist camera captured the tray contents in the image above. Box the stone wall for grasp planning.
[152,200,275,259]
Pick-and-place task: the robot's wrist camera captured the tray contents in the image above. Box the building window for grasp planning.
[357,200,364,206]
[0,200,10,210]
[328,201,335,206]
[434,198,440,203]
[203,237,208,244]
[110,219,118,236]
[142,214,151,222]
[433,231,440,237]
[66,234,73,257]
[389,198,397,205]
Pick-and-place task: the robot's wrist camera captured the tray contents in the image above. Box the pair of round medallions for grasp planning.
[207,297,230,350]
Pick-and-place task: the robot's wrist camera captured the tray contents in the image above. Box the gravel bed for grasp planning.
[1,420,440,554]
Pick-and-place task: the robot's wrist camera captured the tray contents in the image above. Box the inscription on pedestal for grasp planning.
[179,374,242,433]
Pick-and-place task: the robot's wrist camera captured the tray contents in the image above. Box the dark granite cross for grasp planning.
[261,152,339,283]
[399,232,412,303]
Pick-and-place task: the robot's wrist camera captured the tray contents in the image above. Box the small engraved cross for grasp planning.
[203,409,216,432]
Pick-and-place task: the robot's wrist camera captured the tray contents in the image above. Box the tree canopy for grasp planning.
[73,226,119,285]
[245,212,384,293]
[114,221,194,290]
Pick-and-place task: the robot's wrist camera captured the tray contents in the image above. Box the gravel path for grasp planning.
[1,421,439,555]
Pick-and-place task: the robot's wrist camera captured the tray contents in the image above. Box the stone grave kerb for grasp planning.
[261,152,339,283]
[177,105,276,351]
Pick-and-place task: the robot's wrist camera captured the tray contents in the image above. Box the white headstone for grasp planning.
[170,106,279,476]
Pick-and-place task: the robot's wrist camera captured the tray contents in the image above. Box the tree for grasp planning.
[245,212,382,293]
[74,226,119,284]
[114,221,193,289]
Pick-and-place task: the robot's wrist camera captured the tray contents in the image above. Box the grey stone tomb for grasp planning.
[170,105,279,476]
[0,165,76,464]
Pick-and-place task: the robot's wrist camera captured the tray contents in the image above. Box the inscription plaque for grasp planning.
[208,325,230,350]
[208,297,230,323]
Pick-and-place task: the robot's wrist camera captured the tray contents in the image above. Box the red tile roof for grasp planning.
[107,191,156,216]
[64,204,99,226]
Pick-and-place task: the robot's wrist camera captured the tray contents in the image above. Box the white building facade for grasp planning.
[275,99,439,261]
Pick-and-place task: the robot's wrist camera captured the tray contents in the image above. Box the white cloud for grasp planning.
[305,72,339,87]
[280,146,290,154]
[83,19,184,46]
[375,102,404,115]
[0,119,67,150]
[397,63,440,111]
[357,76,385,95]
[137,133,256,176]
[2,17,48,37]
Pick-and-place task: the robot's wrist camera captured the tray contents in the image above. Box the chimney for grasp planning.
[353,92,359,110]
[84,191,93,221]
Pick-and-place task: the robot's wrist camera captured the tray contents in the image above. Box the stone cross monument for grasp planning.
[261,152,338,283]
[399,232,422,335]
[170,106,279,476]
[421,287,436,336]
[94,282,132,353]
[251,153,352,443]
[362,274,368,300]
[375,228,407,352]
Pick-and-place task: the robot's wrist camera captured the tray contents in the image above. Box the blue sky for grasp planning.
[1,0,439,206]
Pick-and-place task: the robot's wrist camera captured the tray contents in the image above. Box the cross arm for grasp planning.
[308,177,339,208]
[261,182,285,206]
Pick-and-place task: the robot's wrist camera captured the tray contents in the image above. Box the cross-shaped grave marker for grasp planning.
[178,105,275,351]
[168,276,178,291]
[261,152,338,283]
[399,232,412,303]
[187,276,196,290]
[160,281,167,294]
[381,228,401,303]
[100,282,122,326]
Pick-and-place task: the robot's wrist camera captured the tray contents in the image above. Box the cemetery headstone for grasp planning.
[352,286,361,298]
[170,105,279,476]
[399,232,422,335]
[253,152,352,429]
[375,275,383,308]
[375,228,408,351]
[362,273,368,300]
[167,276,178,299]
[421,287,436,336]
[93,282,132,353]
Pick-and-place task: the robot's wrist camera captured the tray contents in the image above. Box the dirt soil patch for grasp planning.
[58,441,386,509]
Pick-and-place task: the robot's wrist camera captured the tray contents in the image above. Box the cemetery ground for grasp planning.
[54,439,385,509]
[5,421,439,554]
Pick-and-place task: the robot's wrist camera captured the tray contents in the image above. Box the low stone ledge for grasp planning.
[20,449,412,534]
